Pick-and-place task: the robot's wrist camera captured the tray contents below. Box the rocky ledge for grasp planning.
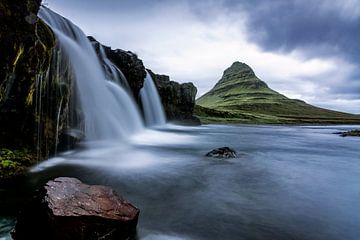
[148,70,200,125]
[12,177,139,240]
[88,36,146,99]
[88,38,200,125]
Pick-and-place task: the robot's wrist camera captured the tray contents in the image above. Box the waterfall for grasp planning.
[140,71,167,126]
[98,44,131,91]
[39,7,144,140]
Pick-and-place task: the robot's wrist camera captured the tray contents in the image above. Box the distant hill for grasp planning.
[195,62,360,124]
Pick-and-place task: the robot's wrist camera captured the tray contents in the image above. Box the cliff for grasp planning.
[0,0,68,181]
[0,2,203,182]
[88,36,146,99]
[148,70,200,125]
[89,37,200,125]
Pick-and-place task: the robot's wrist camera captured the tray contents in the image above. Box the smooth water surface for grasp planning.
[1,125,360,240]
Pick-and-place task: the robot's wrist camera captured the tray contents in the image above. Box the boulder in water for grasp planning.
[206,147,237,158]
[12,177,139,240]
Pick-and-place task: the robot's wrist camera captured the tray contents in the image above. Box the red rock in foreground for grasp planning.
[12,177,139,240]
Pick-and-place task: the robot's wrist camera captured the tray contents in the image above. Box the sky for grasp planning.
[44,0,360,114]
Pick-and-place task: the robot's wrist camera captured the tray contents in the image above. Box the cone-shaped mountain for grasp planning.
[196,62,360,124]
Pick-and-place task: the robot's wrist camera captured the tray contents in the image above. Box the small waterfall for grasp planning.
[140,71,167,126]
[39,7,143,140]
[98,45,131,91]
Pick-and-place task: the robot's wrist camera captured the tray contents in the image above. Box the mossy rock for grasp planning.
[0,148,36,182]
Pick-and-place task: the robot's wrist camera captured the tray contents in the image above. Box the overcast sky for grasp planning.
[44,0,360,114]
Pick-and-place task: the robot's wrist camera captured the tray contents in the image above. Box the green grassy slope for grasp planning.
[196,62,360,124]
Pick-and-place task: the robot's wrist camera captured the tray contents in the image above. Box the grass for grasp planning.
[194,104,360,125]
[196,62,360,124]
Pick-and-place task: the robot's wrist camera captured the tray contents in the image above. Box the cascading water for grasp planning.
[39,7,143,140]
[140,71,167,126]
[98,44,131,91]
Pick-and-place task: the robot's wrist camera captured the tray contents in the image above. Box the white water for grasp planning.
[39,7,144,140]
[98,44,131,91]
[140,71,167,126]
[22,125,360,240]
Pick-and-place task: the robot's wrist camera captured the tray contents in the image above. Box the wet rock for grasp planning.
[56,128,84,152]
[88,37,200,125]
[0,0,65,162]
[88,36,146,99]
[12,177,140,240]
[206,147,237,158]
[147,70,201,125]
[335,129,360,137]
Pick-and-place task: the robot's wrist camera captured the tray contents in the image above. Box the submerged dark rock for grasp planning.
[56,129,84,152]
[12,177,139,240]
[335,130,360,137]
[206,147,237,158]
[148,70,200,125]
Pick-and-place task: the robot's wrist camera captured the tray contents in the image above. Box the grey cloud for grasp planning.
[45,0,360,113]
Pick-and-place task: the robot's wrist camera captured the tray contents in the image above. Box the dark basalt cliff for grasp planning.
[0,0,68,181]
[0,1,200,181]
[89,37,200,125]
[148,70,200,125]
[88,36,146,99]
[0,0,200,174]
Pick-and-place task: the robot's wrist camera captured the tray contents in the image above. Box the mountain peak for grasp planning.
[228,61,254,72]
[212,61,267,91]
[223,61,255,78]
[196,61,360,124]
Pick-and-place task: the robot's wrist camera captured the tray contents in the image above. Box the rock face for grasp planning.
[206,147,237,158]
[88,37,200,125]
[0,1,202,181]
[148,70,200,125]
[12,177,140,240]
[88,36,146,99]
[0,0,74,174]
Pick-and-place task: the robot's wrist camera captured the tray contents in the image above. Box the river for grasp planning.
[1,124,359,240]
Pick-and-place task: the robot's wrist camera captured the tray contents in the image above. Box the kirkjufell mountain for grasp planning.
[196,62,360,124]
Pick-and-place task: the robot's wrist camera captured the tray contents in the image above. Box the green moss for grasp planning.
[12,45,24,71]
[26,81,35,106]
[0,148,36,182]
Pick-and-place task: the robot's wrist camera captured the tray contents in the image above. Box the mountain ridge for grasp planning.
[195,62,360,124]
